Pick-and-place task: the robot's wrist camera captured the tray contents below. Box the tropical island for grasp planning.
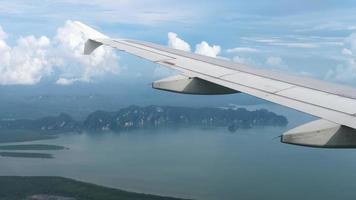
[0,106,288,197]
[0,105,288,134]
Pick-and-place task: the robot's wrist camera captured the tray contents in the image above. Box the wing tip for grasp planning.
[72,20,108,40]
[70,20,108,55]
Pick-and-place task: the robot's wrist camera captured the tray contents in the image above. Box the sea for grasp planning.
[1,104,356,200]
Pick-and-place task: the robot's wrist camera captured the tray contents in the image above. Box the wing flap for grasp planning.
[276,87,356,115]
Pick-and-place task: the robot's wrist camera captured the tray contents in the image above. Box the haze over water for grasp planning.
[1,105,356,200]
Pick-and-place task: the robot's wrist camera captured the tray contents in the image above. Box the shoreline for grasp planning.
[0,176,191,200]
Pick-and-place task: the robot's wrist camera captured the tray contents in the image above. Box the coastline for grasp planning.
[0,176,190,200]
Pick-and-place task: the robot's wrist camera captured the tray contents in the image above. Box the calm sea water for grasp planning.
[1,105,356,200]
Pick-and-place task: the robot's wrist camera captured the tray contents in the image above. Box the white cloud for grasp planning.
[53,20,119,84]
[326,33,356,83]
[168,32,191,52]
[265,56,288,70]
[232,56,248,64]
[0,20,119,85]
[342,48,353,56]
[0,34,52,85]
[163,32,223,77]
[325,62,356,82]
[271,42,318,48]
[241,37,281,43]
[346,33,356,52]
[242,36,344,49]
[195,41,221,58]
[167,32,221,58]
[226,47,259,53]
[56,77,78,85]
[232,56,257,66]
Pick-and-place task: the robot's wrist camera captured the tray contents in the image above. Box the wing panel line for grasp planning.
[128,40,356,101]
[167,60,356,118]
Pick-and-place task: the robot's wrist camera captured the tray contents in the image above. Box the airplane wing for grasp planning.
[74,21,356,148]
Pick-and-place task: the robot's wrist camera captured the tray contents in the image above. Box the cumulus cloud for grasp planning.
[167,32,221,58]
[195,41,221,58]
[326,33,356,83]
[0,33,53,85]
[168,32,191,52]
[325,62,356,82]
[163,32,223,77]
[0,20,119,85]
[53,20,119,84]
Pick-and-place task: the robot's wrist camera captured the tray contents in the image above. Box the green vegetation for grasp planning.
[0,144,67,150]
[0,130,57,143]
[0,176,188,200]
[0,152,53,159]
[0,106,288,134]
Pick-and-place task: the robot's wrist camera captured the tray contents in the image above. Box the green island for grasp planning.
[0,152,54,159]
[0,144,68,150]
[0,176,188,200]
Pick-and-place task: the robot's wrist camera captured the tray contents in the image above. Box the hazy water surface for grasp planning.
[1,126,356,200]
[1,106,356,200]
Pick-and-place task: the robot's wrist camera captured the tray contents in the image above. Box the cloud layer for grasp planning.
[0,20,119,85]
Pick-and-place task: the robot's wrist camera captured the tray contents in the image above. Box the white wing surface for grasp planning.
[74,21,356,148]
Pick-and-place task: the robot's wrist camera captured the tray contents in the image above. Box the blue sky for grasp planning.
[1,0,356,86]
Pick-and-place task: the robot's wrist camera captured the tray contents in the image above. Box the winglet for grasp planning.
[84,39,103,55]
[72,21,108,55]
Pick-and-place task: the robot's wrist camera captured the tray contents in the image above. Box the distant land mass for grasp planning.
[0,105,288,133]
[0,144,67,150]
[0,176,187,200]
[0,152,54,159]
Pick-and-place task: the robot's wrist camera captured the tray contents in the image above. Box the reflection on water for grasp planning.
[1,126,356,200]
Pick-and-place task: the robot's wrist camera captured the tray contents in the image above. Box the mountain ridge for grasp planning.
[0,105,288,133]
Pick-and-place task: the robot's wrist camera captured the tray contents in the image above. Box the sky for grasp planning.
[1,0,356,86]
